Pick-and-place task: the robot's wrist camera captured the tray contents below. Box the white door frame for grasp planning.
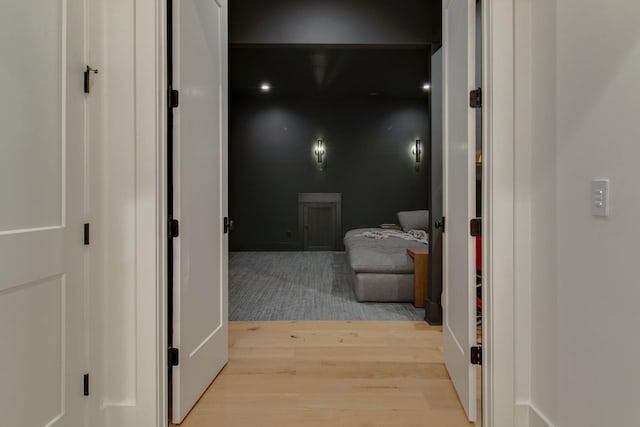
[481,0,518,425]
[130,1,169,426]
[129,0,520,426]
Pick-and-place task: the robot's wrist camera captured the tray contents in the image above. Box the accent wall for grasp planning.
[229,95,429,251]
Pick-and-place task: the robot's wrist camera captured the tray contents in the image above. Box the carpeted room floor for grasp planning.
[229,251,424,321]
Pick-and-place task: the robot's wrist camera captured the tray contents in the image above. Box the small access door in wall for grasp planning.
[298,193,342,251]
[303,203,337,251]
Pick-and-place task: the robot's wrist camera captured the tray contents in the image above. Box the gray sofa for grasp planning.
[344,228,428,302]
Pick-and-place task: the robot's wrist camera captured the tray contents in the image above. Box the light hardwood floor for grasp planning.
[172,321,477,427]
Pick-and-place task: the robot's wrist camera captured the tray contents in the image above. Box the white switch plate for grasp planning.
[591,179,610,217]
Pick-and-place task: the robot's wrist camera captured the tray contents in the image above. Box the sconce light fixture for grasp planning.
[314,139,325,163]
[422,83,431,91]
[412,139,422,163]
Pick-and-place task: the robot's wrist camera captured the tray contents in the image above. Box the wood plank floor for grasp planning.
[173,321,477,427]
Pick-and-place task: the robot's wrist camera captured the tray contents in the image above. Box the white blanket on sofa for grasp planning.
[355,229,428,245]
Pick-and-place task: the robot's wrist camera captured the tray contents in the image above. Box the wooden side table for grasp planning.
[407,247,429,308]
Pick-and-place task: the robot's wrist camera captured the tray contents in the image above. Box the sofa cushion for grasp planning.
[344,228,428,274]
[397,210,429,232]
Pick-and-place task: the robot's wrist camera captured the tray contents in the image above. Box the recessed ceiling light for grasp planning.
[422,83,431,91]
[260,82,271,92]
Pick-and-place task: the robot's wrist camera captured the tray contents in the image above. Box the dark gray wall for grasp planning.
[427,48,443,324]
[229,96,429,251]
[230,0,441,46]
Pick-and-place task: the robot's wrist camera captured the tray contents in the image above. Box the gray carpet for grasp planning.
[229,251,424,321]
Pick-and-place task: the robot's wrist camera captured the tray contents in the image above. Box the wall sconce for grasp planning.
[314,139,325,163]
[412,139,422,163]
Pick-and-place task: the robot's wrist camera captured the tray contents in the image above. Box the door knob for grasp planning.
[434,217,445,231]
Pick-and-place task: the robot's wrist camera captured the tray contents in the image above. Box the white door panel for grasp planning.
[172,0,229,423]
[0,0,87,425]
[442,0,477,421]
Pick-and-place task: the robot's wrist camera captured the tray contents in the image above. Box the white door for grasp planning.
[171,0,229,423]
[442,0,477,421]
[0,1,87,426]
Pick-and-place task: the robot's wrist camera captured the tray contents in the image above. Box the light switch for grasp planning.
[591,179,610,217]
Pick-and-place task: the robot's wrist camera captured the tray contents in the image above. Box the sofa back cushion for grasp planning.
[397,210,429,232]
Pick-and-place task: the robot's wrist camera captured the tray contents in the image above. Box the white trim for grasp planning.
[0,225,65,237]
[482,0,517,426]
[516,401,556,427]
[157,2,169,425]
[86,0,106,424]
[515,402,531,427]
[133,0,167,425]
[61,0,68,228]
[529,402,556,427]
[513,0,533,406]
[104,405,137,426]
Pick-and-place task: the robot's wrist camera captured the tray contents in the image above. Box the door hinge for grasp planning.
[168,347,180,367]
[84,66,99,94]
[470,88,482,108]
[169,219,180,238]
[83,373,90,396]
[435,217,445,233]
[169,88,179,109]
[223,217,229,234]
[84,223,90,245]
[470,218,482,237]
[471,346,482,365]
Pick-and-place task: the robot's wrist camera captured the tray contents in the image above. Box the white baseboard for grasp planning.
[104,404,136,427]
[515,401,555,427]
[515,402,531,427]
